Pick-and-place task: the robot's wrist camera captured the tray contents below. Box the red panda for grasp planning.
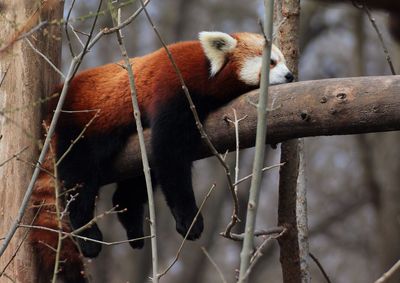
[30,31,292,282]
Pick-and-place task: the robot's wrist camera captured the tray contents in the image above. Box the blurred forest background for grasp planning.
[61,0,400,282]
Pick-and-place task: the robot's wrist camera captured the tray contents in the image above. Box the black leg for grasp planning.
[57,123,134,258]
[113,177,149,249]
[151,98,204,240]
[62,170,103,258]
[57,136,103,258]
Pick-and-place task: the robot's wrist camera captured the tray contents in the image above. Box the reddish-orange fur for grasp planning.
[30,144,85,281]
[53,38,254,134]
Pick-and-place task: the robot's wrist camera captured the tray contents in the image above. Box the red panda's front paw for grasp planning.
[175,212,204,240]
[126,227,145,249]
[77,226,103,258]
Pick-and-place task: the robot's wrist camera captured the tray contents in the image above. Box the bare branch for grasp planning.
[233,163,284,187]
[227,226,286,241]
[353,1,397,75]
[0,64,10,87]
[238,0,274,280]
[18,224,153,246]
[201,247,228,283]
[55,109,100,166]
[223,109,246,237]
[0,146,29,168]
[110,1,159,282]
[0,206,42,278]
[374,260,400,283]
[65,0,77,57]
[158,184,216,279]
[241,228,286,281]
[309,252,332,283]
[25,38,65,79]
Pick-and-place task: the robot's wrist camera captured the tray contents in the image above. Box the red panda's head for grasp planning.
[199,31,293,86]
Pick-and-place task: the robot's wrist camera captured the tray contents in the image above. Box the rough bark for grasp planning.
[274,0,309,282]
[0,1,62,282]
[371,132,400,283]
[104,75,400,184]
[277,140,302,282]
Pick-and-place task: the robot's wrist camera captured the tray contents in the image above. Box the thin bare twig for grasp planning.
[110,2,159,282]
[309,252,332,283]
[374,259,400,283]
[2,272,15,283]
[62,0,137,26]
[225,109,248,188]
[233,163,284,187]
[201,247,228,283]
[102,0,150,35]
[18,224,153,246]
[39,121,63,283]
[0,146,29,167]
[56,109,100,166]
[60,193,79,220]
[48,134,62,283]
[25,38,65,79]
[241,228,286,281]
[352,0,396,75]
[225,110,247,227]
[0,64,10,87]
[1,92,59,115]
[0,206,42,279]
[228,226,286,241]
[0,19,48,53]
[238,0,274,281]
[65,0,77,57]
[0,112,37,141]
[68,24,85,48]
[14,156,55,179]
[158,184,216,279]
[16,21,48,41]
[71,206,124,236]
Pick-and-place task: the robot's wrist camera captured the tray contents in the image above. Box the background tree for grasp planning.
[0,0,63,282]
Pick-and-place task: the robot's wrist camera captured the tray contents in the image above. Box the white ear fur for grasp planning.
[199,31,237,76]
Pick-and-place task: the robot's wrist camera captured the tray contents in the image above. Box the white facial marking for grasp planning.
[270,45,291,85]
[238,45,291,86]
[270,62,291,85]
[239,56,262,85]
[199,31,237,76]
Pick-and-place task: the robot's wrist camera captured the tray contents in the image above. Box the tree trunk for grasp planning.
[0,1,63,282]
[274,1,309,281]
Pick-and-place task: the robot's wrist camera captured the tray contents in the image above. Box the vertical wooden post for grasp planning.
[275,0,310,282]
[0,1,63,281]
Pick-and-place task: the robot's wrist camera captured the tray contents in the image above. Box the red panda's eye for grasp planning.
[270,59,277,66]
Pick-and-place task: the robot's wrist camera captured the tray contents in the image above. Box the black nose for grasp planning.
[285,72,294,82]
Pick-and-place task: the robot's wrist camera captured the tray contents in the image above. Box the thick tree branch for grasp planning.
[104,75,400,184]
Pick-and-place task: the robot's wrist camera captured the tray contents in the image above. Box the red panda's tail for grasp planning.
[29,150,87,283]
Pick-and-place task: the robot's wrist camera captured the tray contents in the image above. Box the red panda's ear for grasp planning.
[199,31,237,76]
